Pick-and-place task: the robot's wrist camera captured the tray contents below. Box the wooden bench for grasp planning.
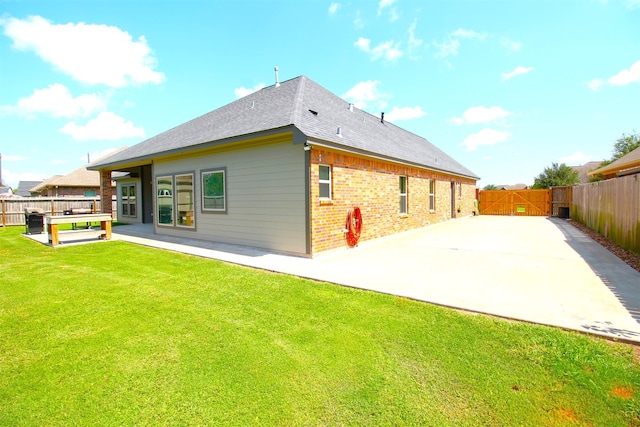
[46,214,113,246]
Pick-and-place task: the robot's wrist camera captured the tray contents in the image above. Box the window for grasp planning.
[202,169,226,212]
[319,165,331,199]
[429,179,435,211]
[157,176,174,225]
[121,184,137,217]
[399,176,407,214]
[176,174,194,227]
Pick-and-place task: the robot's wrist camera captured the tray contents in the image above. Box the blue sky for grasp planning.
[1,0,639,189]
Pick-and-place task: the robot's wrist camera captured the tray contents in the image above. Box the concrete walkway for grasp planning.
[26,216,640,343]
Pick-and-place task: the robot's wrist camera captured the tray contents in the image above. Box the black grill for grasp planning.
[24,208,45,234]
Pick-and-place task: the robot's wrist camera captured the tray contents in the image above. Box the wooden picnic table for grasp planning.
[46,214,113,246]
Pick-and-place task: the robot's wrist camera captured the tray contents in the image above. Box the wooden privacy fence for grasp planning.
[572,175,640,255]
[478,189,551,216]
[0,198,116,227]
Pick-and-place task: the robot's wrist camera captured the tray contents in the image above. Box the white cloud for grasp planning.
[371,40,402,61]
[1,154,28,161]
[328,2,339,15]
[354,37,402,62]
[2,169,47,188]
[588,60,640,91]
[449,106,510,125]
[501,38,522,53]
[461,128,511,151]
[354,10,364,29]
[385,106,426,121]
[501,66,533,81]
[587,79,603,91]
[451,28,487,40]
[433,28,488,60]
[626,0,640,9]
[342,80,390,110]
[0,15,165,87]
[433,39,459,58]
[377,0,399,21]
[234,83,265,98]
[59,112,144,141]
[559,151,592,164]
[407,20,423,55]
[608,60,640,85]
[3,83,106,118]
[354,37,371,51]
[389,8,400,22]
[378,0,397,15]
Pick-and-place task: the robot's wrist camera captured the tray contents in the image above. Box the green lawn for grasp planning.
[1,225,638,426]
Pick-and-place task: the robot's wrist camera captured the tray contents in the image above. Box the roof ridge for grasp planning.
[289,75,307,126]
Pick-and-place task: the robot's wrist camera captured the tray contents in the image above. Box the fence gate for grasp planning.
[551,186,572,218]
[479,190,551,216]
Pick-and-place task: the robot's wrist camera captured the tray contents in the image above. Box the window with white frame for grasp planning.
[319,165,331,200]
[121,183,136,217]
[429,179,435,211]
[176,174,194,228]
[202,169,226,212]
[399,176,407,214]
[156,176,174,225]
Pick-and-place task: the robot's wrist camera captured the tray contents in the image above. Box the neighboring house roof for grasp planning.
[589,146,640,178]
[570,161,601,183]
[17,180,43,197]
[0,186,13,196]
[30,168,98,192]
[497,183,529,190]
[31,149,127,193]
[90,76,479,180]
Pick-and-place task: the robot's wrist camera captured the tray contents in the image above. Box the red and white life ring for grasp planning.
[345,207,363,248]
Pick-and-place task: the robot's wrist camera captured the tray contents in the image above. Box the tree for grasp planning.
[531,162,580,189]
[590,131,640,181]
[611,131,640,160]
[483,184,498,190]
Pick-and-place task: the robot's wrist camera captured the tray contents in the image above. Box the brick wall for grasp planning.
[310,148,477,253]
[100,170,114,215]
[42,187,97,197]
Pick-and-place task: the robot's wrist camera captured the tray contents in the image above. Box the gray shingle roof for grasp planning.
[91,76,479,180]
[17,181,43,196]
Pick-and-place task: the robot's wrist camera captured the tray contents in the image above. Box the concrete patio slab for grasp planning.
[23,216,640,343]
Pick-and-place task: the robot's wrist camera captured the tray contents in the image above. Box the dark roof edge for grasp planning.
[306,138,480,180]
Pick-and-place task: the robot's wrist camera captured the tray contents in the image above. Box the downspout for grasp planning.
[304,142,312,256]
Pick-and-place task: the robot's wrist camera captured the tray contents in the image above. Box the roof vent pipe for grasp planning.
[381,112,385,123]
[348,103,353,112]
[274,66,280,87]
[337,127,342,137]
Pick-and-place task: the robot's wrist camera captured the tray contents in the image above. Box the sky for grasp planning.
[1,0,639,190]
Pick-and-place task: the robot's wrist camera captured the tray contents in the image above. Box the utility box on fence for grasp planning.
[24,208,45,234]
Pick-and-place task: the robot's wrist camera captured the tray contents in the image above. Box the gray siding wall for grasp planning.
[153,138,308,255]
